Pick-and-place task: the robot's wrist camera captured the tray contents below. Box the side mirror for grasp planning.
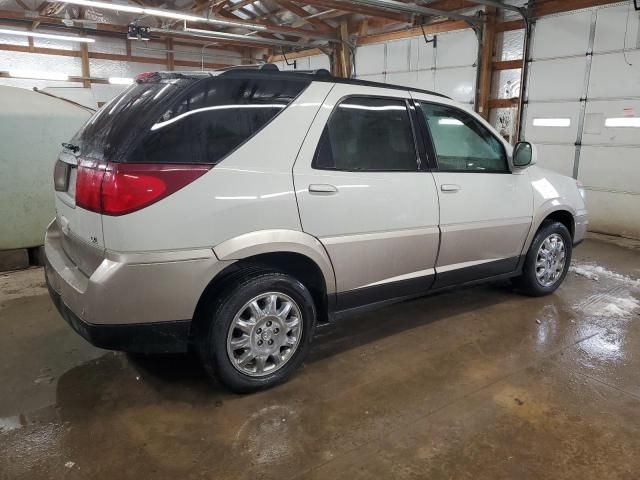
[513,141,535,168]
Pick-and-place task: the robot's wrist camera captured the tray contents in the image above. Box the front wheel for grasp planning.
[197,272,316,393]
[512,221,572,296]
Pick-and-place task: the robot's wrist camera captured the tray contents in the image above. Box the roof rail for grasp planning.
[172,64,451,100]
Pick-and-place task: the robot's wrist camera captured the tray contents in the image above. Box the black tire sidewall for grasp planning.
[202,273,316,393]
[521,221,573,296]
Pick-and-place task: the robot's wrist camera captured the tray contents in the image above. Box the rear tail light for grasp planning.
[75,160,211,216]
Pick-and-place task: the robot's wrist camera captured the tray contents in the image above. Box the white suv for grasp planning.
[45,66,588,392]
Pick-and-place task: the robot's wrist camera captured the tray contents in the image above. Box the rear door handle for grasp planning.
[308,184,338,195]
[441,184,461,192]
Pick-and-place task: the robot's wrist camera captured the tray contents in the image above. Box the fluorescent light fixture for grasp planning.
[108,76,134,85]
[605,117,640,128]
[60,0,267,30]
[9,70,69,81]
[0,27,95,43]
[438,118,463,126]
[533,118,571,127]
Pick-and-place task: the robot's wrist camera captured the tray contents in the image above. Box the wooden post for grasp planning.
[334,21,351,78]
[80,42,91,87]
[477,6,496,119]
[166,38,175,71]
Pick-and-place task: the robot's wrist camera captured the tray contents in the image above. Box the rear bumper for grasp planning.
[44,220,233,353]
[46,278,191,353]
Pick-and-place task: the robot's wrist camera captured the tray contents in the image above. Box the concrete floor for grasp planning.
[1,234,639,480]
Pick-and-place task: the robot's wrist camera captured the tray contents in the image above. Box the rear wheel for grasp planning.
[197,272,316,393]
[512,221,572,296]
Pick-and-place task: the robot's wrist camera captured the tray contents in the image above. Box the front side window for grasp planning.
[313,97,418,171]
[418,103,508,173]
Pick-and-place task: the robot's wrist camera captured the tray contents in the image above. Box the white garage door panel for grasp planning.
[436,29,478,68]
[435,67,475,103]
[356,43,385,75]
[579,146,640,194]
[410,37,435,70]
[416,69,436,91]
[534,144,576,177]
[386,39,410,72]
[386,71,419,89]
[532,10,593,59]
[594,4,640,52]
[524,102,581,143]
[357,73,385,83]
[584,189,640,239]
[588,52,640,99]
[527,57,587,101]
[309,54,330,70]
[583,99,640,145]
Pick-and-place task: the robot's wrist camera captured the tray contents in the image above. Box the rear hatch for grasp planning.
[53,73,203,274]
[53,70,310,271]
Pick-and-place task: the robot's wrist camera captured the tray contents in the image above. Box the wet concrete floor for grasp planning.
[1,234,639,479]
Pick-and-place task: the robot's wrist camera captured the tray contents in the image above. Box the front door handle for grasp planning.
[308,184,338,195]
[441,184,461,192]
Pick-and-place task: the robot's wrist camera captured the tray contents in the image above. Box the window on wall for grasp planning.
[418,103,508,173]
[313,97,418,172]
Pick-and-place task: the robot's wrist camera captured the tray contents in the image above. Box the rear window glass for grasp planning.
[133,77,308,164]
[72,75,309,164]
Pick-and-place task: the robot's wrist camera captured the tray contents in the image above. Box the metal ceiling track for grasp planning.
[342,0,483,25]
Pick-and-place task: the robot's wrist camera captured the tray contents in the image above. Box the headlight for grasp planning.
[576,180,586,201]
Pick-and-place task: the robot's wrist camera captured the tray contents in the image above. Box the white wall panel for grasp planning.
[355,43,385,75]
[531,10,592,59]
[533,144,576,177]
[524,102,581,144]
[582,99,640,146]
[579,146,640,194]
[308,54,330,70]
[385,70,418,89]
[582,189,640,239]
[435,29,477,67]
[357,73,385,83]
[527,57,587,101]
[588,52,640,99]
[386,39,410,72]
[411,37,435,70]
[416,69,435,91]
[435,66,475,103]
[594,3,640,52]
[89,37,127,55]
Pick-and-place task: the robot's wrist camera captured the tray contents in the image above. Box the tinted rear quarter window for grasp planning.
[72,75,309,164]
[134,77,308,164]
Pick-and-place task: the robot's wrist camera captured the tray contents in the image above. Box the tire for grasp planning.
[512,221,572,297]
[197,271,316,393]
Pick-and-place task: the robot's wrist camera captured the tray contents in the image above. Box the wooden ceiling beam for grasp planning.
[270,0,334,32]
[294,0,408,22]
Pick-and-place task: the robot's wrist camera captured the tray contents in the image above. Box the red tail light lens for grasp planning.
[75,161,211,216]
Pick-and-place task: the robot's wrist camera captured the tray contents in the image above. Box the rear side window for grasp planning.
[418,103,507,173]
[313,97,418,171]
[133,77,308,164]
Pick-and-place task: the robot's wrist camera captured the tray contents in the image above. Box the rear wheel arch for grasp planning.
[191,250,331,345]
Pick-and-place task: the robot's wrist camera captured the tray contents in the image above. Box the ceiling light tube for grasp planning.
[60,0,267,30]
[605,117,640,128]
[9,70,69,81]
[108,76,134,85]
[0,27,94,42]
[180,26,316,48]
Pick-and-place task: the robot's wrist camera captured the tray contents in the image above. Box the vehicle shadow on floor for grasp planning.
[53,281,519,411]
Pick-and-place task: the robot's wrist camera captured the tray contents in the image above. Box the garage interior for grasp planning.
[1,0,640,478]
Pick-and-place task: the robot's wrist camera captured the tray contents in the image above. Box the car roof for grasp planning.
[145,64,451,100]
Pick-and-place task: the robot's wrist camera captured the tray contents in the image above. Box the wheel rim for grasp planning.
[226,292,303,377]
[535,233,566,287]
